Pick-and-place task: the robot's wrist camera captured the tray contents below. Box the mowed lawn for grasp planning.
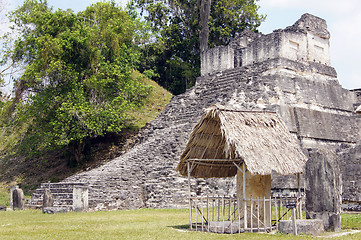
[0,209,360,240]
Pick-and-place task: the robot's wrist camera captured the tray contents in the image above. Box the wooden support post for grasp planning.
[207,195,209,231]
[297,173,301,195]
[292,208,297,235]
[263,196,266,232]
[257,197,260,232]
[243,163,247,230]
[212,199,215,221]
[238,196,241,234]
[217,195,221,222]
[234,198,236,219]
[201,196,204,232]
[228,198,231,221]
[250,197,253,232]
[275,197,278,230]
[187,161,192,230]
[269,196,272,231]
[222,196,225,233]
[297,173,301,219]
[280,199,283,221]
[244,198,248,230]
[196,199,198,231]
[230,198,233,234]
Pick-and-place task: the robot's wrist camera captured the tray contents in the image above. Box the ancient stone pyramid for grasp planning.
[29,14,361,211]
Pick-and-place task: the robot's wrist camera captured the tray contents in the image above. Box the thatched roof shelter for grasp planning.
[177,104,308,178]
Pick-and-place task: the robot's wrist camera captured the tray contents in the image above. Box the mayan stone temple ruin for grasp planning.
[27,13,361,216]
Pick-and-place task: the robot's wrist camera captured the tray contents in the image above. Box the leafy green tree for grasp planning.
[1,0,151,162]
[134,0,265,95]
[0,91,6,110]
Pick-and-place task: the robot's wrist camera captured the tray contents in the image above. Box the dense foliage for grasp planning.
[0,0,152,162]
[0,0,264,163]
[134,0,265,94]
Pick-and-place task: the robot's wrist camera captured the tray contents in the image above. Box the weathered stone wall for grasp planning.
[239,31,282,67]
[201,45,234,76]
[337,143,361,211]
[283,13,331,65]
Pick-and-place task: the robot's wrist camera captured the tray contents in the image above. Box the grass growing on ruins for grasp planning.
[0,209,360,240]
[129,71,173,129]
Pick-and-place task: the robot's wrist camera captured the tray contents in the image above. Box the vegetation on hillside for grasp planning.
[0,1,162,162]
[0,70,171,191]
[0,1,172,190]
[133,0,265,94]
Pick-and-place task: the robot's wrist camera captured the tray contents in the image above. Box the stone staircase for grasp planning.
[27,182,88,211]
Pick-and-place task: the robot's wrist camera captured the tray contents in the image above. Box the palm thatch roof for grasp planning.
[177,104,308,178]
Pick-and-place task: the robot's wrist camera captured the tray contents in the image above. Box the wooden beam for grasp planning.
[189,162,237,167]
[233,162,245,174]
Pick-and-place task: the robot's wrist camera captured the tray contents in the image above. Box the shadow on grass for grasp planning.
[169,224,190,230]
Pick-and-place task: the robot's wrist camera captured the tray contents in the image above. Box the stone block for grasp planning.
[305,149,342,231]
[278,219,324,235]
[73,186,88,212]
[42,188,54,212]
[12,187,25,210]
[43,207,69,214]
[10,185,18,209]
[293,108,358,143]
[208,221,244,234]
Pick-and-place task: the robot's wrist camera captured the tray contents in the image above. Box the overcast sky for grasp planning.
[1,0,360,92]
[258,0,361,90]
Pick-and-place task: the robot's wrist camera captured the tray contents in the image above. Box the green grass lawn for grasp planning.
[0,209,360,240]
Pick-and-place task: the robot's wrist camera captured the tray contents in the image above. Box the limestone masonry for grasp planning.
[29,14,361,211]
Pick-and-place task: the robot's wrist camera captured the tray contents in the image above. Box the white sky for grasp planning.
[1,0,360,93]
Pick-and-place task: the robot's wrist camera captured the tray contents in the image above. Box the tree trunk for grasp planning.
[199,0,211,53]
[68,140,86,166]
